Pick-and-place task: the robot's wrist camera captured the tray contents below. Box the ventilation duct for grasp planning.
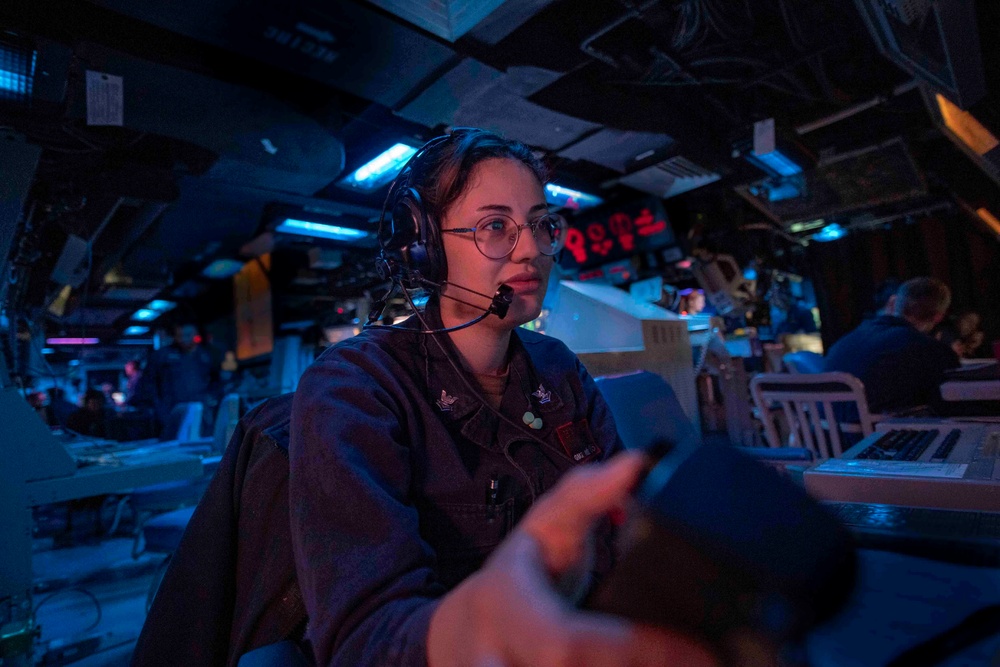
[70,43,345,196]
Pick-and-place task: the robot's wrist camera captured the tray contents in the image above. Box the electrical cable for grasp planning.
[33,587,103,634]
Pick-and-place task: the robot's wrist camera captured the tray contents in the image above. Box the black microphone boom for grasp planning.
[423,280,513,320]
[364,280,515,334]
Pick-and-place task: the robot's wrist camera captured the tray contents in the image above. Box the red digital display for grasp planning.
[559,197,676,270]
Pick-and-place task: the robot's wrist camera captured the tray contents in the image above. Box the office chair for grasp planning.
[211,393,242,453]
[595,370,699,452]
[126,399,239,556]
[134,393,308,666]
[782,351,825,374]
[750,372,878,459]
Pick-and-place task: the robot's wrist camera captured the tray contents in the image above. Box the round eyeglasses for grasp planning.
[441,213,568,259]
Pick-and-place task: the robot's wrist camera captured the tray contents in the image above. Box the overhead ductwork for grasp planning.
[71,42,345,196]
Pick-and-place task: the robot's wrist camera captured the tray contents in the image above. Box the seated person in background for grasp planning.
[955,311,986,358]
[66,389,111,438]
[46,386,77,428]
[824,277,959,414]
[678,288,706,315]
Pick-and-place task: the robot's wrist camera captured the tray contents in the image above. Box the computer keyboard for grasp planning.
[857,428,962,461]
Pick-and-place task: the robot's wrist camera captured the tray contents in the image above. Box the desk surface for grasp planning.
[24,444,204,505]
[807,548,1000,666]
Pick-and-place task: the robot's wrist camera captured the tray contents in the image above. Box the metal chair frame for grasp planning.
[750,372,878,459]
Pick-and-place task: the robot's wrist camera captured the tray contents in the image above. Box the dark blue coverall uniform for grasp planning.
[289,306,623,666]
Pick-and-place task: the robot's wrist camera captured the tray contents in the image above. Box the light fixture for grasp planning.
[147,299,176,313]
[743,118,805,178]
[975,208,1000,236]
[813,223,846,242]
[746,150,803,177]
[202,259,245,279]
[124,325,150,335]
[544,183,603,211]
[937,94,999,156]
[41,347,54,354]
[789,219,826,234]
[337,143,418,192]
[130,299,176,322]
[0,39,37,103]
[275,218,370,243]
[46,337,99,345]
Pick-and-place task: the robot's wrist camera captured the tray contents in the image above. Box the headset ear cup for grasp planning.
[389,187,446,287]
[423,207,445,285]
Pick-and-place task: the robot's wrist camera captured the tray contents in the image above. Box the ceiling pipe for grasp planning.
[795,79,920,135]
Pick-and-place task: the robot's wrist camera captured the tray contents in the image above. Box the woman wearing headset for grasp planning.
[289,129,716,666]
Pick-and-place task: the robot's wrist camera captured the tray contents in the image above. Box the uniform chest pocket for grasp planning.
[421,498,514,557]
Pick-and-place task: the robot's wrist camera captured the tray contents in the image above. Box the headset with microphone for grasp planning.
[367,130,515,334]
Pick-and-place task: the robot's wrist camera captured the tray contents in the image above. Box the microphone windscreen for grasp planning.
[492,284,514,319]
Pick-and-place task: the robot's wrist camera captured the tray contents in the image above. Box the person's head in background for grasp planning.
[83,388,105,413]
[172,320,200,352]
[955,311,982,338]
[124,359,141,378]
[679,288,705,315]
[399,128,558,331]
[892,277,951,334]
[873,278,901,316]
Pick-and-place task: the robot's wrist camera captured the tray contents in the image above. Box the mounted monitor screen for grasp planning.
[235,254,274,361]
[559,197,679,271]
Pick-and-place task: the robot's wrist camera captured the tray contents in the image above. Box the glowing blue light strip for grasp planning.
[813,223,846,242]
[276,218,370,242]
[544,183,603,210]
[340,143,418,190]
[124,325,150,335]
[750,150,802,176]
[146,299,176,313]
[202,259,245,279]
[131,309,159,322]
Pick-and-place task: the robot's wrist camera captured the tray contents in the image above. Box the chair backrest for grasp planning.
[782,351,825,374]
[750,372,876,459]
[212,393,243,453]
[595,370,698,452]
[134,392,305,666]
[160,401,204,441]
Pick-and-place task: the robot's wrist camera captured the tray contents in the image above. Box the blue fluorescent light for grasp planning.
[202,259,245,279]
[340,143,418,191]
[766,180,803,201]
[131,308,159,322]
[124,325,150,335]
[544,183,603,211]
[0,44,36,101]
[41,347,54,354]
[276,218,370,242]
[814,223,846,242]
[146,299,176,313]
[743,268,758,281]
[749,149,802,177]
